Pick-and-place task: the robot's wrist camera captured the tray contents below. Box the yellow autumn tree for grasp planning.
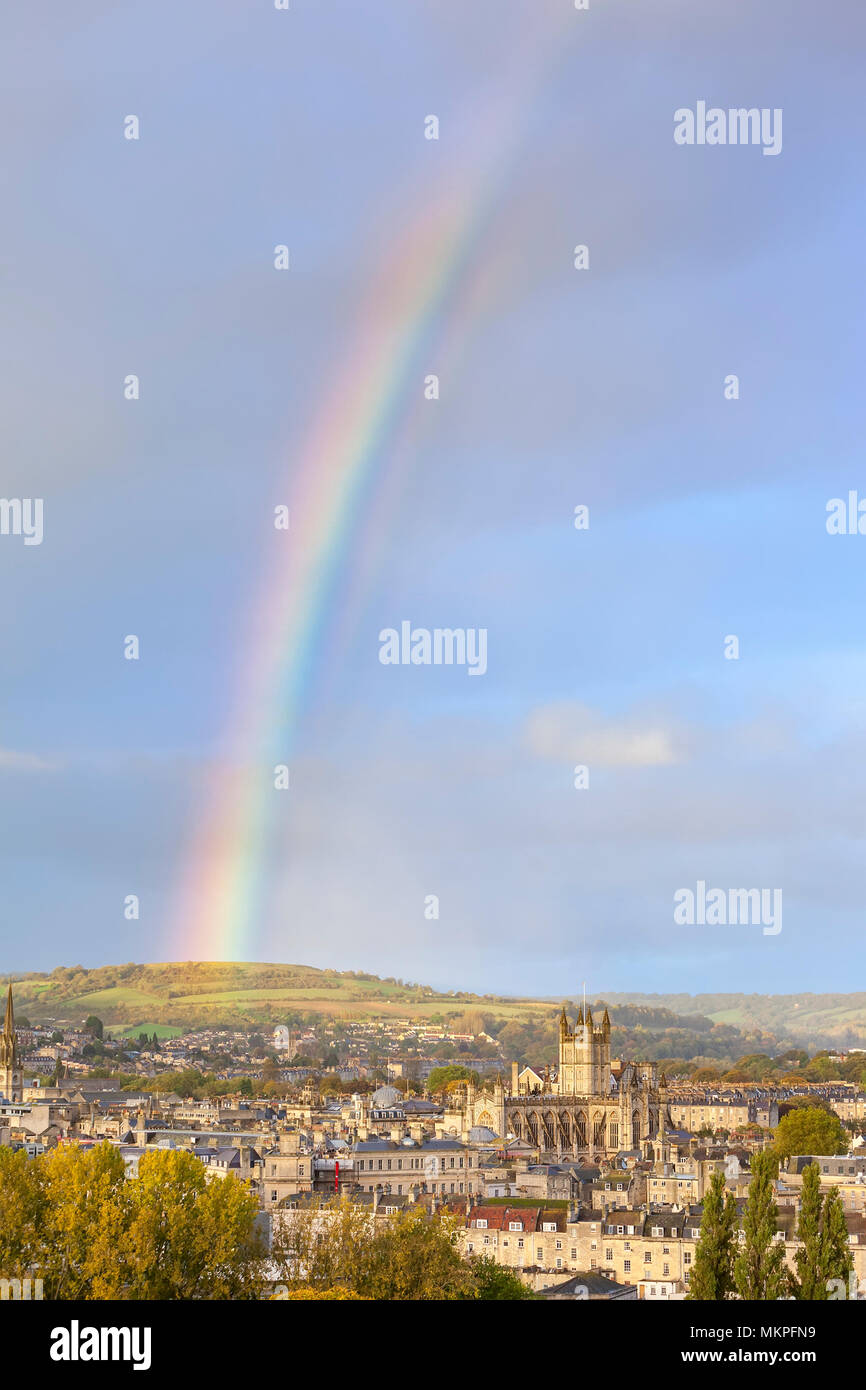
[38,1141,130,1299]
[0,1142,263,1300]
[122,1148,264,1300]
[0,1144,47,1279]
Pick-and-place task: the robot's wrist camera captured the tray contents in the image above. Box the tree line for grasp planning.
[688,1154,853,1300]
[0,1143,532,1301]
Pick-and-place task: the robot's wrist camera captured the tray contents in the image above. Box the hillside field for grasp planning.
[6,964,866,1049]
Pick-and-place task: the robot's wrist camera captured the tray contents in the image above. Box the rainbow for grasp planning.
[175,13,577,961]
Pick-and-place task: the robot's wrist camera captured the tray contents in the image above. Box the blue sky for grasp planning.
[1,0,865,995]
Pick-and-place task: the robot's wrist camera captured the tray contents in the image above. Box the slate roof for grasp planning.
[541,1272,637,1299]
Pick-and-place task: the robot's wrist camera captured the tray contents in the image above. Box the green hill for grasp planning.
[4,961,554,1031]
[7,964,866,1052]
[600,991,866,1051]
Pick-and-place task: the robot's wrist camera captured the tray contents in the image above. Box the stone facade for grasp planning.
[464,1004,666,1162]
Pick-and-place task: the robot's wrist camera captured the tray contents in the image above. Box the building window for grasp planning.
[509,1222,522,1231]
[624,1260,631,1273]
[663,1264,669,1277]
[644,1252,651,1263]
[605,1248,613,1261]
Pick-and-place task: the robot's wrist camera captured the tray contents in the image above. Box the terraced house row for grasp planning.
[461,1198,866,1298]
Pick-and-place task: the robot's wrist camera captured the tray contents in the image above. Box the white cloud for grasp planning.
[0,749,53,772]
[525,702,682,767]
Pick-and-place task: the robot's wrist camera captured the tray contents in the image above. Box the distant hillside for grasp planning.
[7,964,866,1053]
[5,961,555,1031]
[601,992,866,1050]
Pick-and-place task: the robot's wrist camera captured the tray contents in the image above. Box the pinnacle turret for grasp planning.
[0,982,20,1093]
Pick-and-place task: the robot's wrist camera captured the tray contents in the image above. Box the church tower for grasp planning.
[556,1001,611,1096]
[0,983,22,1102]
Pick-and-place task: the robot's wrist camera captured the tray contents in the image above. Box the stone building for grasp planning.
[464,1004,666,1161]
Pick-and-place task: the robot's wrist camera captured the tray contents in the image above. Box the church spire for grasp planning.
[0,982,20,1096]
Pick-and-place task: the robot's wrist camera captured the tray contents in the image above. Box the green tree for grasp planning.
[363,1206,470,1299]
[427,1065,479,1093]
[466,1255,537,1300]
[821,1187,853,1297]
[687,1171,738,1300]
[734,1151,788,1301]
[271,1197,530,1300]
[774,1107,848,1158]
[84,1015,104,1040]
[793,1163,825,1300]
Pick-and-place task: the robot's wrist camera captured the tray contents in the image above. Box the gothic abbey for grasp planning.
[464,1004,668,1161]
